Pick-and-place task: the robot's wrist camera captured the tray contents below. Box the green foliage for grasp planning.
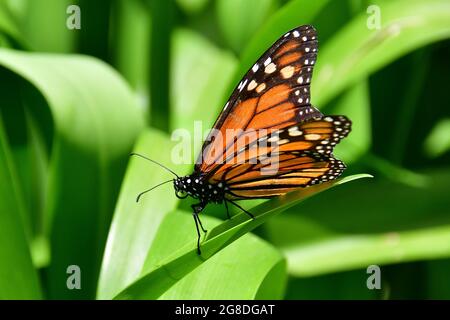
[0,49,144,298]
[0,0,449,300]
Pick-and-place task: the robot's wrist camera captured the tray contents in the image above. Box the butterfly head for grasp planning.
[174,175,199,199]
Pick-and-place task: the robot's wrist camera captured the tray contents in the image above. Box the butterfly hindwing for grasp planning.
[225,153,346,199]
[206,115,351,198]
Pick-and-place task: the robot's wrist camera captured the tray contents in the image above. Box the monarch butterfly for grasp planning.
[133,25,351,255]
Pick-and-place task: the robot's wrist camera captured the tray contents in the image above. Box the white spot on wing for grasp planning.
[264,62,276,74]
[305,134,321,141]
[280,65,295,78]
[247,80,257,91]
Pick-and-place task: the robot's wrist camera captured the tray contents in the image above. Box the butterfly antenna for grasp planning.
[136,179,173,203]
[130,152,179,178]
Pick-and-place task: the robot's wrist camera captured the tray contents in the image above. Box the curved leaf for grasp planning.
[284,225,450,277]
[150,211,286,300]
[0,115,41,299]
[216,0,278,53]
[170,28,237,133]
[0,48,145,298]
[313,0,450,106]
[264,170,450,276]
[97,129,190,299]
[114,174,371,299]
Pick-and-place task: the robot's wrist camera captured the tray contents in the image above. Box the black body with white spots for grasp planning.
[174,174,227,207]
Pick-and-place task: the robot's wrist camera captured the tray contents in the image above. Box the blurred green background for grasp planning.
[0,0,449,300]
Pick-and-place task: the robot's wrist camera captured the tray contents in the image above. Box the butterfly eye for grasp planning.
[175,189,188,199]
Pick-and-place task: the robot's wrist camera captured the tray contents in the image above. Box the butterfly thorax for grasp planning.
[174,174,227,204]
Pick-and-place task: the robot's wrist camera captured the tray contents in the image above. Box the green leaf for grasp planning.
[313,0,450,106]
[113,174,371,299]
[0,113,41,299]
[112,0,151,98]
[0,48,145,298]
[0,1,25,47]
[234,0,330,85]
[170,28,237,134]
[216,0,278,53]
[97,129,191,300]
[22,0,76,52]
[263,170,450,276]
[147,210,286,300]
[285,225,450,277]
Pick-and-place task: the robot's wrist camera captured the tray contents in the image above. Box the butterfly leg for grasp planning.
[224,200,231,219]
[228,200,255,219]
[192,213,202,255]
[191,203,208,254]
[191,203,207,233]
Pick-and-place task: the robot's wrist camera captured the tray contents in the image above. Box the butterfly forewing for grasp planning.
[193,25,351,200]
[196,25,321,174]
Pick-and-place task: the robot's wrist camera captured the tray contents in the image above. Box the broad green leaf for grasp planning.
[216,0,278,53]
[114,174,371,299]
[22,0,75,52]
[0,0,25,46]
[0,48,145,299]
[263,170,450,276]
[313,0,450,106]
[146,210,286,300]
[285,225,450,277]
[170,28,237,134]
[0,114,41,299]
[97,129,190,300]
[112,0,151,102]
[232,0,330,88]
